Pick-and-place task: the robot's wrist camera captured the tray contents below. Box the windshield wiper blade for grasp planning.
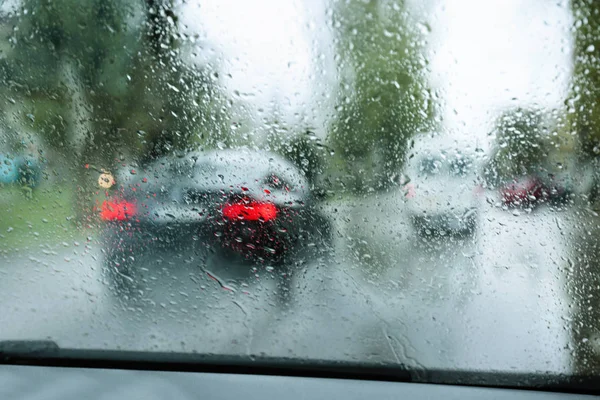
[0,340,411,382]
[0,340,60,356]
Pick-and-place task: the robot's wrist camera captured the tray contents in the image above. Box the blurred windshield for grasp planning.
[2,0,600,381]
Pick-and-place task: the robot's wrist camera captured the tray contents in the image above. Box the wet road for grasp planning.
[0,192,580,374]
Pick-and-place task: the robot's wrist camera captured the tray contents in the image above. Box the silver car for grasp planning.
[403,135,483,237]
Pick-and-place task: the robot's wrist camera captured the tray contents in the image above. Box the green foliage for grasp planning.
[570,0,600,158]
[0,0,231,218]
[569,0,600,375]
[486,107,549,185]
[328,0,435,192]
[2,0,230,168]
[0,185,78,251]
[278,130,328,185]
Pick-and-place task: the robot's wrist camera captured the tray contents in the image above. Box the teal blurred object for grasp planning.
[15,156,42,188]
[0,154,43,187]
[0,154,19,184]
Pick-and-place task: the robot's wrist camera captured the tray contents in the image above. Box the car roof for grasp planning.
[185,149,306,187]
[117,149,309,195]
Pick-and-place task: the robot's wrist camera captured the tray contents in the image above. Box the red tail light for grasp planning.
[222,201,277,222]
[404,183,416,199]
[100,200,137,221]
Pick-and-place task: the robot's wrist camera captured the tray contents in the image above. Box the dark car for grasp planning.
[500,174,571,209]
[500,175,547,208]
[96,149,330,303]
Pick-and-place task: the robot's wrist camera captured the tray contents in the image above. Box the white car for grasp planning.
[403,135,483,236]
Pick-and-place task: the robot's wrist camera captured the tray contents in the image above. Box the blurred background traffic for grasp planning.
[1,0,600,376]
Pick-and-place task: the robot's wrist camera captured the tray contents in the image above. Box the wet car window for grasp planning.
[449,157,473,177]
[4,0,600,384]
[264,174,291,191]
[182,188,208,205]
[419,157,443,175]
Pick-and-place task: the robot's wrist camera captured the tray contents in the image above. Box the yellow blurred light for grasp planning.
[98,173,116,189]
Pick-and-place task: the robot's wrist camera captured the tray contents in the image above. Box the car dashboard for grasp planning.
[0,364,596,400]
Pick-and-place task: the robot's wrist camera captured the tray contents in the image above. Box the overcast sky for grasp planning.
[180,0,573,150]
[427,0,572,148]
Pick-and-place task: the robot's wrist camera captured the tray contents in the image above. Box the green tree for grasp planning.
[275,129,329,186]
[568,0,600,376]
[1,0,229,167]
[328,0,435,193]
[570,0,600,159]
[485,107,549,186]
[0,0,231,218]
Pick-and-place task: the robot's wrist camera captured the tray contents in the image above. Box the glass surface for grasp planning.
[1,0,600,381]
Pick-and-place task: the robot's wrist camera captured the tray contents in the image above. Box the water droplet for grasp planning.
[264,247,276,254]
[167,83,180,93]
[205,270,236,292]
[417,22,432,34]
